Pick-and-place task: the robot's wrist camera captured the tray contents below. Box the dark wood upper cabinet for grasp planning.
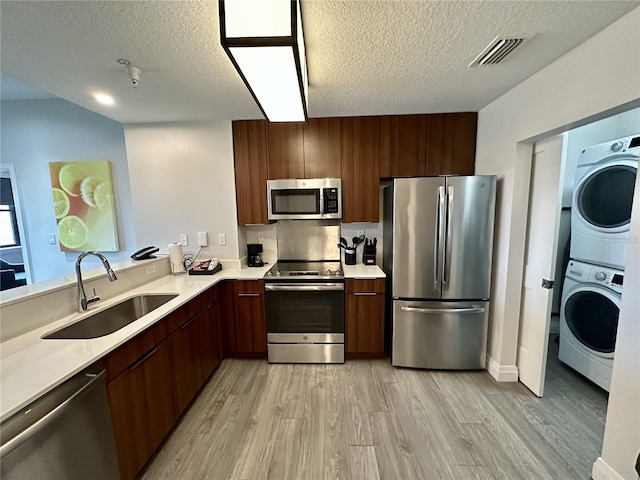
[232,120,269,224]
[379,115,427,178]
[425,113,477,176]
[303,117,342,178]
[341,116,380,223]
[266,122,304,179]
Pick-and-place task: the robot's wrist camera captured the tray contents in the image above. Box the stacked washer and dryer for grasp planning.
[559,134,639,391]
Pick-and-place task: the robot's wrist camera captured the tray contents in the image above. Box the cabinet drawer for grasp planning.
[346,278,385,294]
[234,279,264,295]
[104,320,169,382]
[166,296,204,332]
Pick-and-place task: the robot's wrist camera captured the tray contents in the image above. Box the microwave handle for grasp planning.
[319,188,325,215]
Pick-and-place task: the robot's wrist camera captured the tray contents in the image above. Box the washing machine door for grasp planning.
[563,285,620,354]
[574,159,637,233]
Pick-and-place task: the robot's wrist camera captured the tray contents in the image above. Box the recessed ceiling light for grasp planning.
[95,93,114,105]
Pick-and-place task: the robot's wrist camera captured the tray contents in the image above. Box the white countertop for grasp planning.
[0,265,270,422]
[0,262,384,421]
[342,264,386,279]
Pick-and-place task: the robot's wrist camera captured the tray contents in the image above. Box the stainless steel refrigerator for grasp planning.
[383,176,497,369]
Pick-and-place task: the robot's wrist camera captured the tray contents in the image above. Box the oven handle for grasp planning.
[265,283,345,292]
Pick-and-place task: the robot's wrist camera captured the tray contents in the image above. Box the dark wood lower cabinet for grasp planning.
[345,279,386,358]
[106,276,387,479]
[171,310,208,415]
[233,280,267,355]
[107,336,176,480]
[105,289,225,480]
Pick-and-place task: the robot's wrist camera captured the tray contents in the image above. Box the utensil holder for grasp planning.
[344,248,356,265]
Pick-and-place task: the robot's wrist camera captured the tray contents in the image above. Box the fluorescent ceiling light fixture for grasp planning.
[94,93,114,105]
[219,0,308,122]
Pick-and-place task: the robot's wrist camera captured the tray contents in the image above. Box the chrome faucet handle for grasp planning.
[86,288,101,308]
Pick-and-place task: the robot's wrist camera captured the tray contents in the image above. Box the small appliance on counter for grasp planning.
[362,238,377,265]
[247,243,264,267]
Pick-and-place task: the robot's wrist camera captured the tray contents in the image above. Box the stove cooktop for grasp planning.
[264,261,343,280]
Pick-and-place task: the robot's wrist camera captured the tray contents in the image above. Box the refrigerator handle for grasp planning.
[443,185,454,287]
[400,306,486,314]
[436,185,446,291]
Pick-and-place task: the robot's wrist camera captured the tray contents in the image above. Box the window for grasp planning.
[0,204,20,247]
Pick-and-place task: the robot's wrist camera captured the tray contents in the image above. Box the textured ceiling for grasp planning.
[1,1,639,124]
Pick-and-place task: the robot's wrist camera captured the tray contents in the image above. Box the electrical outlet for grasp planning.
[49,233,56,244]
[357,229,365,238]
[218,233,226,246]
[198,231,208,247]
[180,234,188,246]
[258,232,264,242]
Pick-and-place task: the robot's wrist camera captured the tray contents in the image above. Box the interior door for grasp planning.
[518,135,564,397]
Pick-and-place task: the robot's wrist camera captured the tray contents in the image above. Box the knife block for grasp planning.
[362,240,377,265]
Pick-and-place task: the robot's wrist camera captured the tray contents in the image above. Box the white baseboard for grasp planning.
[487,356,519,382]
[592,457,625,480]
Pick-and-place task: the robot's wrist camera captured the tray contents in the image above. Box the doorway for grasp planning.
[517,107,640,397]
[0,164,31,288]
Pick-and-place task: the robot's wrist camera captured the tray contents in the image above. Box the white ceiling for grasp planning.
[1,1,638,124]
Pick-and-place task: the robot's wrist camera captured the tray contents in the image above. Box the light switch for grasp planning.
[49,233,56,244]
[180,234,188,246]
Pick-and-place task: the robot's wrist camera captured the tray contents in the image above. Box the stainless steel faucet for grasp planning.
[76,251,118,311]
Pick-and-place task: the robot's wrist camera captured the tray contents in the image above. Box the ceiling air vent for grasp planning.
[469,36,525,67]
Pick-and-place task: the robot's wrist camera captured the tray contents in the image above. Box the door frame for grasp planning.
[0,164,32,284]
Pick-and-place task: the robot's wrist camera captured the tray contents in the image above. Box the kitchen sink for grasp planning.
[42,294,179,339]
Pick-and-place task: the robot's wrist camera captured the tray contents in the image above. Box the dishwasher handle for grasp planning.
[0,369,107,458]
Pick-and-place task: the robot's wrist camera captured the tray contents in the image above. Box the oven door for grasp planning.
[265,282,345,363]
[265,282,344,335]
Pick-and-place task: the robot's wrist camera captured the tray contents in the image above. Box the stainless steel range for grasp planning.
[264,221,345,364]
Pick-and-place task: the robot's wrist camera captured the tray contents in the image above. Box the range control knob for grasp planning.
[276,270,282,276]
[266,270,272,276]
[336,268,342,276]
[610,142,624,152]
[326,269,333,276]
[595,271,607,281]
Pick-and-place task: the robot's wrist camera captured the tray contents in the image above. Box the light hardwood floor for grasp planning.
[143,339,607,480]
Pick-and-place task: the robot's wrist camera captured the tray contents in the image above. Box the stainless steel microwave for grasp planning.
[267,178,342,220]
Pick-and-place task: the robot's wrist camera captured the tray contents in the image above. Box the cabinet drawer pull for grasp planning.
[130,347,158,370]
[354,292,377,296]
[180,315,198,330]
[237,293,260,297]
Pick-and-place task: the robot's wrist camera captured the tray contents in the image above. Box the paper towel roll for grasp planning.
[168,242,185,274]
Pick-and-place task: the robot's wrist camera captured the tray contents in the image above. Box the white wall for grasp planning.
[0,99,137,282]
[123,122,242,268]
[475,7,639,478]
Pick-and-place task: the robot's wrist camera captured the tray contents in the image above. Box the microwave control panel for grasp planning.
[324,188,340,213]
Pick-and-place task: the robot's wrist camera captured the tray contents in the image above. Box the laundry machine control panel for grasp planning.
[565,260,624,294]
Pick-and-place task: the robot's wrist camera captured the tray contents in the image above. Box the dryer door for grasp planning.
[563,285,620,354]
[574,159,637,233]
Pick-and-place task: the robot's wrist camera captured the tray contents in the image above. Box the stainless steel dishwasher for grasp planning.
[1,363,120,479]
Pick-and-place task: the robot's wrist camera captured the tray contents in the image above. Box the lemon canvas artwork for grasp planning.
[49,161,119,252]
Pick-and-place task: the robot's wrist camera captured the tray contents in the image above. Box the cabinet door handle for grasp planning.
[130,347,158,370]
[180,315,198,330]
[354,292,377,296]
[237,293,260,297]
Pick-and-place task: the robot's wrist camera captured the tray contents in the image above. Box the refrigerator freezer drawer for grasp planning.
[392,300,489,369]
